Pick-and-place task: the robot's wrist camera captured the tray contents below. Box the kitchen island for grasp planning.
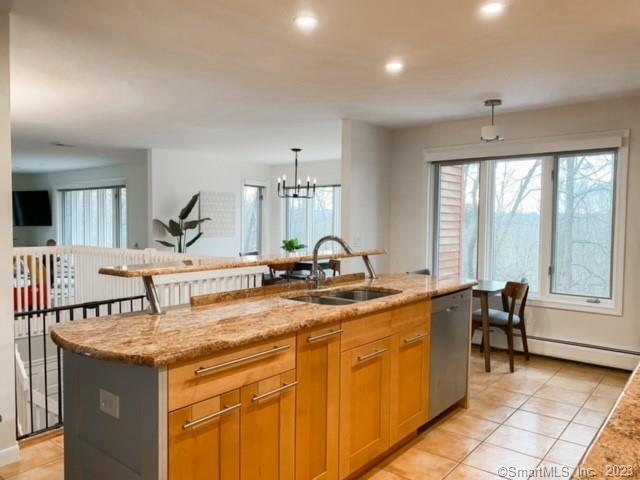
[51,269,475,480]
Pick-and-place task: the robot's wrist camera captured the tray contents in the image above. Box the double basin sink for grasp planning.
[289,288,400,306]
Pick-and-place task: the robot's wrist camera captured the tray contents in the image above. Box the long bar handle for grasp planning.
[182,402,241,430]
[252,381,299,402]
[357,348,388,363]
[307,329,344,344]
[194,344,291,377]
[403,332,429,345]
[445,305,459,313]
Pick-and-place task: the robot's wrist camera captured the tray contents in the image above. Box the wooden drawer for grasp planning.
[168,334,296,411]
[391,300,431,334]
[341,310,391,351]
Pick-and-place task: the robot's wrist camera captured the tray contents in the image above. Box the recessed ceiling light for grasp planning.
[385,61,404,75]
[294,14,318,32]
[480,2,505,17]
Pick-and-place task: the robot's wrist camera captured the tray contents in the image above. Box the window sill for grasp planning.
[527,296,622,317]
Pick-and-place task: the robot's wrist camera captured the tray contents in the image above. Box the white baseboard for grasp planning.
[0,443,20,467]
[472,331,639,371]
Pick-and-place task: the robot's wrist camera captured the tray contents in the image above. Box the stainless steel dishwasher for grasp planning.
[428,288,472,420]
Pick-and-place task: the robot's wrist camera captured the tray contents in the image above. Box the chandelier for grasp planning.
[277,148,317,199]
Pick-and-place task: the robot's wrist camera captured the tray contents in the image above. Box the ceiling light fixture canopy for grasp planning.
[277,148,317,199]
[481,99,505,142]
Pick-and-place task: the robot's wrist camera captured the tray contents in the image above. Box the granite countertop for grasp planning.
[50,273,475,367]
[577,361,640,478]
[98,248,386,277]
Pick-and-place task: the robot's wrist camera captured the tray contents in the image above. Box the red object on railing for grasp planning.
[13,286,49,311]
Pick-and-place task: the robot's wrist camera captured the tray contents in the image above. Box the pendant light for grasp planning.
[481,99,505,142]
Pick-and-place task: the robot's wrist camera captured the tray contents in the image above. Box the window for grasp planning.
[59,186,127,248]
[551,152,616,298]
[285,185,341,247]
[432,147,621,312]
[434,162,479,279]
[241,185,264,255]
[490,158,542,291]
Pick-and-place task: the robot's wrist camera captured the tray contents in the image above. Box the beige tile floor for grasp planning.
[0,348,630,480]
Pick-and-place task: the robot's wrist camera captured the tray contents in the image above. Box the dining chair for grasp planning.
[472,281,530,372]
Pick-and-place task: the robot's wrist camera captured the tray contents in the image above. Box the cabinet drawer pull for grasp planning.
[183,402,241,430]
[403,333,429,345]
[307,329,344,343]
[194,344,291,377]
[252,381,299,402]
[357,348,388,363]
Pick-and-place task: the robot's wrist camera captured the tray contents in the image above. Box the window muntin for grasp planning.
[59,186,127,248]
[241,185,263,255]
[551,151,616,299]
[434,162,479,279]
[285,185,341,247]
[490,158,542,292]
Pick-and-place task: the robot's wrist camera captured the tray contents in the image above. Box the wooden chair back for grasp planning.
[501,281,529,325]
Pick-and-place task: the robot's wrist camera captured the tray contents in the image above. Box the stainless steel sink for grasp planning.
[288,288,400,306]
[289,295,355,306]
[329,289,398,301]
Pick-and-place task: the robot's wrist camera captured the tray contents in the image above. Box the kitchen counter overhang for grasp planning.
[50,273,476,367]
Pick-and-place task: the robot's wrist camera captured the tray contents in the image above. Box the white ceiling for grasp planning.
[11,141,146,173]
[9,0,640,170]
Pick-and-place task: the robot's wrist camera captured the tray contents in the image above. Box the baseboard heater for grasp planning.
[479,330,640,357]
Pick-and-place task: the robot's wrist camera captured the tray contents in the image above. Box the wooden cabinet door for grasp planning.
[390,325,430,444]
[169,390,240,480]
[240,369,296,480]
[296,323,341,480]
[339,338,391,479]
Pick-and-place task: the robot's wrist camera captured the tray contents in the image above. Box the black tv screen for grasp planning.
[13,191,52,226]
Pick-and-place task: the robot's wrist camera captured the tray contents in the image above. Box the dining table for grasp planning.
[473,279,507,372]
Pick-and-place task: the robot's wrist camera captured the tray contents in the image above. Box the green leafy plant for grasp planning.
[154,193,210,253]
[281,238,306,252]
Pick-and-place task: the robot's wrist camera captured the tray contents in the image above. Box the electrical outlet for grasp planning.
[99,389,120,419]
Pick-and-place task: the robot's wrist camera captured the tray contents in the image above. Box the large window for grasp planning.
[551,152,615,298]
[434,162,479,279]
[241,185,263,255]
[490,158,542,291]
[59,185,127,248]
[285,185,341,247]
[432,149,620,310]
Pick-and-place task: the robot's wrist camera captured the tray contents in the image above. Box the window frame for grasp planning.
[426,131,628,316]
[57,184,127,248]
[240,184,264,255]
[283,184,342,247]
[547,149,618,302]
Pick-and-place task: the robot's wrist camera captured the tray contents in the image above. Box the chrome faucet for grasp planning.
[309,235,377,288]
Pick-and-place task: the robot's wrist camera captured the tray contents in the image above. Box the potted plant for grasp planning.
[281,238,306,252]
[154,193,210,253]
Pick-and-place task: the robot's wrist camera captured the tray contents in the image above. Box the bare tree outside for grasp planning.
[552,152,615,298]
[434,152,615,299]
[490,158,542,291]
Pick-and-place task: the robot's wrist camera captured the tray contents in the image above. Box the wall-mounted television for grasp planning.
[12,191,52,226]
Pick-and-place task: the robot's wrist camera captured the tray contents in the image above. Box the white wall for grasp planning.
[267,159,341,252]
[11,158,149,248]
[341,119,392,273]
[0,9,19,466]
[389,96,640,368]
[149,149,273,256]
